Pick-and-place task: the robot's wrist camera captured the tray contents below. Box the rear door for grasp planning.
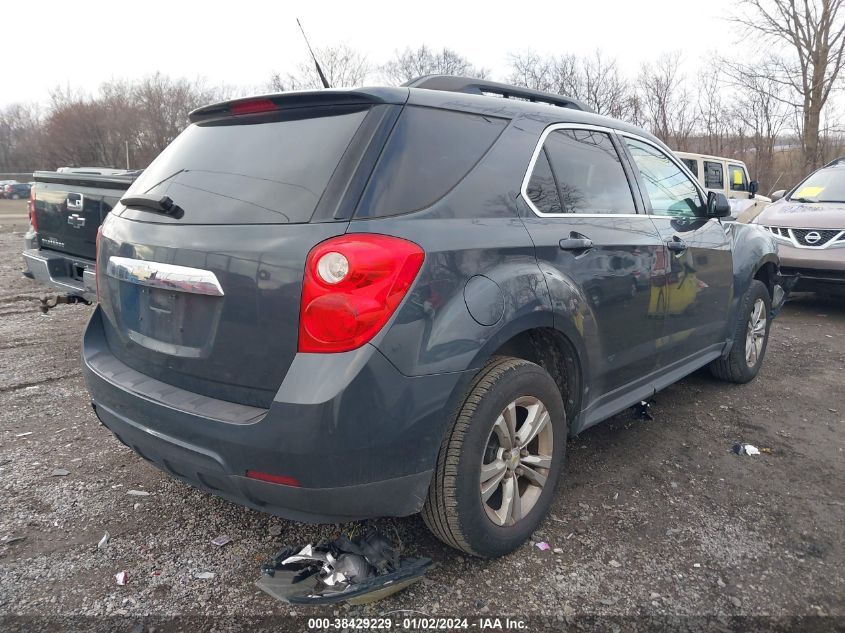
[520,124,667,406]
[97,102,395,408]
[620,135,733,365]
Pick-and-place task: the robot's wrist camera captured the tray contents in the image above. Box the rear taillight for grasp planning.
[298,234,425,353]
[28,186,37,231]
[95,226,103,303]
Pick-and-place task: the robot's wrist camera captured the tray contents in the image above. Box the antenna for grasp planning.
[296,18,330,89]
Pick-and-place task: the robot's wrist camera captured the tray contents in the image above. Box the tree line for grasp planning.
[2,0,843,194]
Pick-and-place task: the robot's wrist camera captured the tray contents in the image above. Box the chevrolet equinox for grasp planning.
[83,76,784,557]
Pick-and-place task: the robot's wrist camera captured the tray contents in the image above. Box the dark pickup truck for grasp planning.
[23,168,141,301]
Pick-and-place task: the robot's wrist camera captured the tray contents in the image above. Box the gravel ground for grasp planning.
[0,216,843,631]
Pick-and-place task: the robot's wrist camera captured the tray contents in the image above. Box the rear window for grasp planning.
[123,106,369,224]
[355,106,508,218]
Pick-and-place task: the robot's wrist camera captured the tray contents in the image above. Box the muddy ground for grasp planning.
[0,212,842,631]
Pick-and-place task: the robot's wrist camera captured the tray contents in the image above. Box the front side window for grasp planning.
[526,128,635,215]
[729,165,748,192]
[625,138,703,217]
[704,161,724,189]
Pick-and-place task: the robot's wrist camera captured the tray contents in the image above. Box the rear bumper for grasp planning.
[22,247,96,299]
[82,307,468,522]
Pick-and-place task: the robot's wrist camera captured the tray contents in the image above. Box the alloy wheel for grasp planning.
[480,395,554,526]
[745,297,767,367]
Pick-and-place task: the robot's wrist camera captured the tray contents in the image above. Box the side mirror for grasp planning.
[706,191,731,218]
[749,180,759,198]
[770,189,786,202]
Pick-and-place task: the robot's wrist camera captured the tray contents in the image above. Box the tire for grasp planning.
[710,279,771,383]
[10,194,20,200]
[422,356,567,557]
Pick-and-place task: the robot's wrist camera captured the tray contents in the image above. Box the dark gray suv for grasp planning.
[83,76,783,557]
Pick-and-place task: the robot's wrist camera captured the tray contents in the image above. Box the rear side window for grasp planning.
[704,161,724,189]
[356,107,508,217]
[124,107,369,224]
[526,128,635,215]
[526,149,563,214]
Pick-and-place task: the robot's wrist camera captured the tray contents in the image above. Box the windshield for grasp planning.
[788,166,845,203]
[124,106,369,224]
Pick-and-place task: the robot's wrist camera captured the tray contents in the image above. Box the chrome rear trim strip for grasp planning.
[106,256,224,297]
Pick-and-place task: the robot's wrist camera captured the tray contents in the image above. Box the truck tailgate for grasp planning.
[33,172,136,260]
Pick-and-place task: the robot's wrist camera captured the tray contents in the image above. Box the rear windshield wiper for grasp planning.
[121,194,184,219]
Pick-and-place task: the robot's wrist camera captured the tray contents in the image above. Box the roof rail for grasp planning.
[403,75,592,112]
[823,156,845,168]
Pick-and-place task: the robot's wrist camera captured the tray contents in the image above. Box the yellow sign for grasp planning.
[733,169,743,185]
[794,186,824,199]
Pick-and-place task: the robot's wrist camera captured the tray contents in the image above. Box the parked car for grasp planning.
[4,182,31,199]
[23,168,141,300]
[82,77,784,558]
[0,179,19,197]
[675,151,771,222]
[753,157,845,297]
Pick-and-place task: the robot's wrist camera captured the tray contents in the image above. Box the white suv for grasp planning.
[675,152,771,222]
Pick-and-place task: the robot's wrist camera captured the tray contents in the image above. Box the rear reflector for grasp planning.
[245,470,301,487]
[229,99,279,116]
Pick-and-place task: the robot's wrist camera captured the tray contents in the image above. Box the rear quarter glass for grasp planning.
[122,106,370,224]
[355,106,509,218]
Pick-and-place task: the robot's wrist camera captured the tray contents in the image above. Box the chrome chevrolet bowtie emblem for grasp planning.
[67,213,86,229]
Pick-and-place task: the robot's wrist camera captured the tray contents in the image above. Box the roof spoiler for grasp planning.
[403,75,592,112]
[189,88,408,122]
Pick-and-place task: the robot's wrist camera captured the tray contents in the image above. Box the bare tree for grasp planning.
[508,51,579,94]
[578,51,633,118]
[722,58,794,190]
[697,66,730,155]
[508,50,635,119]
[0,103,42,172]
[382,45,489,84]
[271,45,371,91]
[733,0,845,171]
[132,73,221,157]
[638,52,698,149]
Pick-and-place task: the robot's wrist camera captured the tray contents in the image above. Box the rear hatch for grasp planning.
[97,93,404,408]
[33,172,138,260]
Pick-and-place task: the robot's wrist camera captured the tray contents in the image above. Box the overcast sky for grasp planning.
[2,0,771,106]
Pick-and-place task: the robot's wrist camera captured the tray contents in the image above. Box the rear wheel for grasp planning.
[710,280,771,383]
[422,357,567,557]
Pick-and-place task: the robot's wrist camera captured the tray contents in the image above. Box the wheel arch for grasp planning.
[466,313,587,431]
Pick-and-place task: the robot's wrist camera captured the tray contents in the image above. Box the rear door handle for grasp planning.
[666,238,688,254]
[559,237,593,251]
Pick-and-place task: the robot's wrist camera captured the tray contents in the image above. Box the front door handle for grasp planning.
[666,238,688,254]
[559,236,594,251]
